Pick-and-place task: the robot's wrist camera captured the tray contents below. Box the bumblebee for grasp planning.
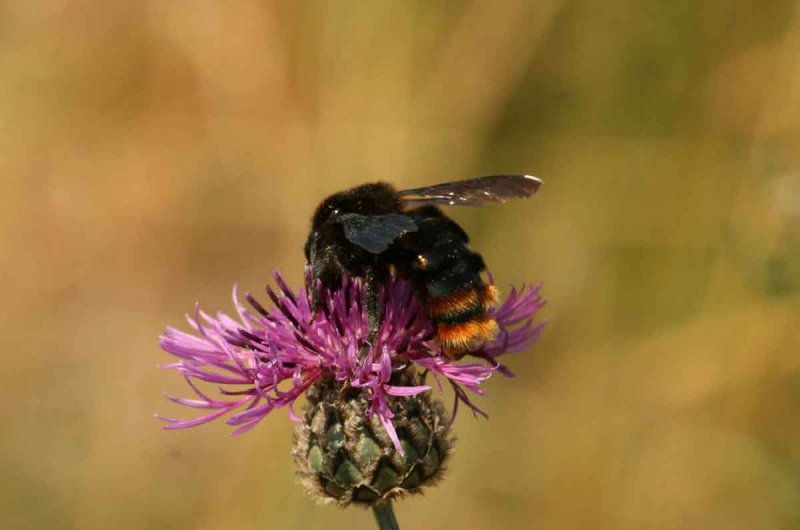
[304,175,541,359]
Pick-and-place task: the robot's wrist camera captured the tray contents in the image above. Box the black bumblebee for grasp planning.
[304,175,541,359]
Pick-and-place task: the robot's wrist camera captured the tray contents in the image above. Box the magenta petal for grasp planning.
[162,394,218,409]
[379,411,403,455]
[384,385,431,397]
[159,408,231,429]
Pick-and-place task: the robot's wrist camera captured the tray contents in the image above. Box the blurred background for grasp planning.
[2,1,799,529]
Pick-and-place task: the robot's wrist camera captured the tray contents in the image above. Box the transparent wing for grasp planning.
[399,174,542,207]
[341,213,418,254]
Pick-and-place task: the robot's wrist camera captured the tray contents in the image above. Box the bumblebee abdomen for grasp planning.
[427,284,499,359]
[398,206,500,359]
[438,317,500,358]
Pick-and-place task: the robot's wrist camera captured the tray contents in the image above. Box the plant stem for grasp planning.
[372,501,400,530]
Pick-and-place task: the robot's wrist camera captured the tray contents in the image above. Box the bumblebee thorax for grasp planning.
[311,182,401,228]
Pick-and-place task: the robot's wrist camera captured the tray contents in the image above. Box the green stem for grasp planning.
[372,501,400,530]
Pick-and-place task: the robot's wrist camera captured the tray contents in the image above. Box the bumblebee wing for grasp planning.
[341,213,418,254]
[399,174,541,207]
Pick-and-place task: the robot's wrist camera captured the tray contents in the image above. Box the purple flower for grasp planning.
[159,270,545,452]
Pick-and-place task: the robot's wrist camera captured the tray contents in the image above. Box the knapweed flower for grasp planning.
[159,269,544,506]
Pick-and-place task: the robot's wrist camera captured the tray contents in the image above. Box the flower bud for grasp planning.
[293,368,452,506]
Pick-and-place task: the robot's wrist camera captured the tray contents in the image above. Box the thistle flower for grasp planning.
[158,269,545,516]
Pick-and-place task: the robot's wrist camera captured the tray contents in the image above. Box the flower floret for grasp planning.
[159,270,544,450]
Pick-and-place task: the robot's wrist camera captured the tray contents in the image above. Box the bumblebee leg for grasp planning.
[363,264,388,354]
[308,254,343,321]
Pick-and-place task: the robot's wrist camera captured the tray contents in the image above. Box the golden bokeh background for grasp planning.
[2,2,800,529]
